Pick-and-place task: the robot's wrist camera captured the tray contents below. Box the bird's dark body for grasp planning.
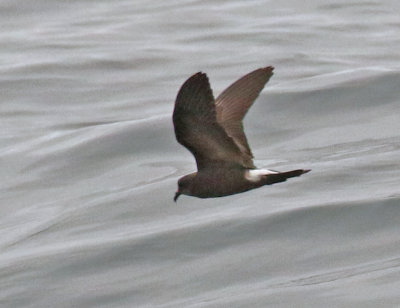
[182,168,307,198]
[172,66,310,201]
[184,168,253,198]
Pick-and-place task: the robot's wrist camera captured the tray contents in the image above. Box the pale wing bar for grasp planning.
[173,72,253,170]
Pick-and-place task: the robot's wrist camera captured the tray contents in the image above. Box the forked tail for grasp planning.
[263,169,310,185]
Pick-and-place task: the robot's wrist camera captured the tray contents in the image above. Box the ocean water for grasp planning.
[1,0,400,307]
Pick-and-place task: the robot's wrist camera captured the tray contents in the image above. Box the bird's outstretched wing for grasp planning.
[173,72,255,170]
[215,66,274,158]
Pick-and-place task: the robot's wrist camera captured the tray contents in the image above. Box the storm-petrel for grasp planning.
[173,66,310,201]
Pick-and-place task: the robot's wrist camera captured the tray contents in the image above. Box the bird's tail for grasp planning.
[263,169,310,185]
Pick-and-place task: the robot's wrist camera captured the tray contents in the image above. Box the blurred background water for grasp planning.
[1,0,399,307]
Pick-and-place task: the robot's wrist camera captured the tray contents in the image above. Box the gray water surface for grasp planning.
[1,1,400,307]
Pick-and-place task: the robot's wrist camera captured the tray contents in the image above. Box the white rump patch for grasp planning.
[245,169,279,182]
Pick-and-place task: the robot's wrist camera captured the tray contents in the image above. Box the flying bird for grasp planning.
[173,66,310,201]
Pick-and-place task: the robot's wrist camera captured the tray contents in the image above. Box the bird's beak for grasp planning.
[174,191,181,202]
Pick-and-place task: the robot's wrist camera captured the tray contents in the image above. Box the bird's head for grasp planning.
[174,173,196,202]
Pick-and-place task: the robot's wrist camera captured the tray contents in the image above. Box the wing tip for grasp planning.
[261,66,274,75]
[176,71,210,98]
[190,71,208,81]
[181,72,210,93]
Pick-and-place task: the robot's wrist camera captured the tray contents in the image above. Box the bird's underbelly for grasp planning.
[192,169,262,198]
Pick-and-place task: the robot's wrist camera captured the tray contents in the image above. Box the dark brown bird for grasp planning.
[173,66,310,201]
